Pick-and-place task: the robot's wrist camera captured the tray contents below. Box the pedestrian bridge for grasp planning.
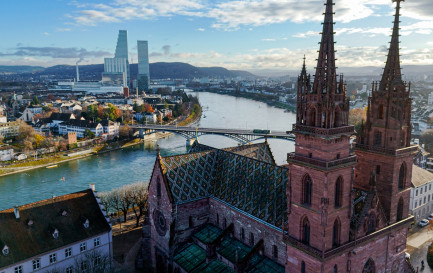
[130,125,295,145]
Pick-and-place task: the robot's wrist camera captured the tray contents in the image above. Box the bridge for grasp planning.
[131,125,295,145]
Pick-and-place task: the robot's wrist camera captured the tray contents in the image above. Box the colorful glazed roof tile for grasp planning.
[223,142,276,165]
[160,143,288,229]
[351,187,369,228]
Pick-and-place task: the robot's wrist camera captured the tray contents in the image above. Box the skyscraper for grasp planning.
[102,30,130,88]
[137,40,150,92]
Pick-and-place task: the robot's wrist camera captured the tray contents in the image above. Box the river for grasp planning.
[0,91,296,210]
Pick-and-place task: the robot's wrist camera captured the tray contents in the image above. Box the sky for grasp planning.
[0,0,432,73]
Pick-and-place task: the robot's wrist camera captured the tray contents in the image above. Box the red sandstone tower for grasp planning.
[355,0,415,225]
[286,0,415,272]
[286,0,355,271]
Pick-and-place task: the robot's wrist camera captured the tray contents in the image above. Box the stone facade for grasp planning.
[147,0,415,272]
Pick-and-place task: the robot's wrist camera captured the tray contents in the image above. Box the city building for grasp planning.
[0,121,19,138]
[137,40,150,92]
[100,120,120,138]
[0,187,112,273]
[58,120,103,138]
[410,165,433,221]
[147,0,415,272]
[0,146,14,161]
[114,30,130,87]
[428,92,433,105]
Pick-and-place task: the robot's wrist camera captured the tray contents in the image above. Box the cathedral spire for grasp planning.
[313,0,337,95]
[379,0,403,91]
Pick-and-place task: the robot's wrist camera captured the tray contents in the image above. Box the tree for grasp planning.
[119,124,132,139]
[421,129,433,152]
[349,107,367,133]
[129,182,148,227]
[118,185,132,223]
[84,129,95,139]
[144,103,154,113]
[31,95,40,106]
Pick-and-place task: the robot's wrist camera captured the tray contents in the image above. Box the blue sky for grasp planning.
[0,0,432,72]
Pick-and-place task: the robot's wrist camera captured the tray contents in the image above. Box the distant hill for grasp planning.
[0,62,257,80]
[0,65,44,74]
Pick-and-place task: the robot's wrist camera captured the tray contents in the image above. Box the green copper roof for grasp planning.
[174,243,206,272]
[217,236,251,263]
[193,224,223,244]
[191,259,233,273]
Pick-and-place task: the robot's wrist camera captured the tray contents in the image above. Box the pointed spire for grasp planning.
[301,55,307,75]
[379,0,403,91]
[313,0,337,95]
[156,144,161,159]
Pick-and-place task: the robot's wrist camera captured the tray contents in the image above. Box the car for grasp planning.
[418,219,429,227]
[428,214,433,221]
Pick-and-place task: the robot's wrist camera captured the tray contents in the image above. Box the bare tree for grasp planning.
[118,185,132,223]
[130,182,149,227]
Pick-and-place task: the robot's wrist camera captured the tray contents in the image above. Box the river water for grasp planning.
[0,91,296,210]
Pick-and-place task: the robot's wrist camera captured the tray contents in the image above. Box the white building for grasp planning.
[0,122,19,138]
[101,120,120,138]
[58,120,103,138]
[0,187,112,273]
[410,165,433,221]
[0,147,14,161]
[428,92,433,105]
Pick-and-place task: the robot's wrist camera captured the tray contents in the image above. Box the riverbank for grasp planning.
[0,105,202,178]
[194,89,296,113]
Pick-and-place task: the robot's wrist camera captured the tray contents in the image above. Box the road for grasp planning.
[407,224,433,272]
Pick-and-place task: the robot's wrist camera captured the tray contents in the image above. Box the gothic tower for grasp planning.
[286,0,355,271]
[355,0,415,224]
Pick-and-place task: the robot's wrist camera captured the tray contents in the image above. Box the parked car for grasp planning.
[428,213,433,221]
[418,219,429,227]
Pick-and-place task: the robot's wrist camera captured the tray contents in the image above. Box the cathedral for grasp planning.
[147,0,416,272]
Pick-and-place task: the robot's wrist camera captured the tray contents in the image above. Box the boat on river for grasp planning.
[46,165,58,169]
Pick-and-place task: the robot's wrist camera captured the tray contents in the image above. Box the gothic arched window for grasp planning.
[362,258,375,273]
[301,216,310,245]
[333,218,341,247]
[367,213,376,234]
[334,265,338,273]
[335,177,343,208]
[378,105,384,119]
[301,261,306,273]
[397,197,404,221]
[398,163,406,190]
[302,175,312,206]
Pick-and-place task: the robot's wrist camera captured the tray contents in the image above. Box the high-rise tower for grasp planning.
[137,40,150,92]
[114,30,130,87]
[355,0,415,223]
[286,0,355,271]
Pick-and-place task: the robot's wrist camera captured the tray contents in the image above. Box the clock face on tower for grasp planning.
[153,209,167,236]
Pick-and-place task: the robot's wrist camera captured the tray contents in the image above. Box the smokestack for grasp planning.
[76,63,80,82]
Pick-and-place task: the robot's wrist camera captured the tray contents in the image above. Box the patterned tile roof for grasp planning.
[351,187,369,228]
[223,142,276,165]
[160,143,288,229]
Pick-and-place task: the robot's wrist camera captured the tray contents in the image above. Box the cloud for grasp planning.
[42,32,50,36]
[294,20,433,38]
[69,0,204,26]
[197,28,206,31]
[56,28,72,32]
[0,46,110,59]
[262,38,276,42]
[63,0,392,30]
